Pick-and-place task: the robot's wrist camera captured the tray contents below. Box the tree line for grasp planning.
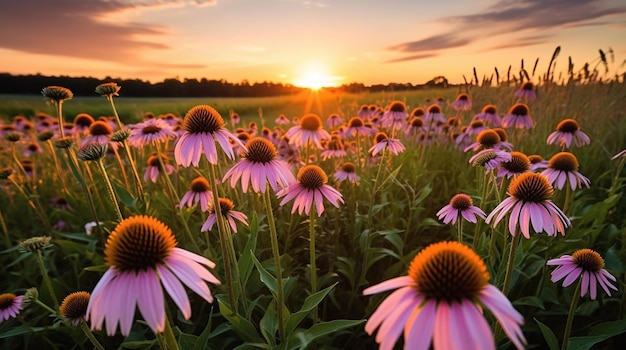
[0,73,451,97]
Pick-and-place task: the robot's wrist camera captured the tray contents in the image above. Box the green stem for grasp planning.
[161,317,180,350]
[8,177,52,232]
[46,140,69,195]
[309,209,318,325]
[34,299,58,316]
[562,185,573,217]
[106,95,144,201]
[36,250,59,310]
[80,321,106,350]
[501,232,521,296]
[457,217,464,243]
[368,150,387,229]
[64,149,102,240]
[207,162,237,314]
[56,101,65,138]
[95,159,124,222]
[561,279,582,350]
[263,188,285,341]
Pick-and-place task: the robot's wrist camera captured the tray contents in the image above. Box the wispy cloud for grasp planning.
[388,0,626,62]
[0,0,214,64]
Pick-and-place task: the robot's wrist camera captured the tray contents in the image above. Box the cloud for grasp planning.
[0,0,214,62]
[388,0,626,62]
[386,53,439,63]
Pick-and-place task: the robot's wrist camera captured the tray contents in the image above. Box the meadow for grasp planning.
[0,80,625,350]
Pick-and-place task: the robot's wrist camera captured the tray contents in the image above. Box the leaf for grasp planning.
[239,212,260,291]
[193,306,214,350]
[285,319,364,350]
[259,300,278,346]
[0,326,47,338]
[285,283,337,337]
[535,318,559,350]
[513,296,545,310]
[217,296,263,343]
[83,264,109,272]
[113,182,138,209]
[251,253,278,298]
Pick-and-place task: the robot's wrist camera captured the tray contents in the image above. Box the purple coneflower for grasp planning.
[82,121,116,148]
[326,113,344,129]
[502,103,534,129]
[128,118,177,148]
[143,153,176,184]
[0,293,24,323]
[201,198,248,233]
[60,291,90,326]
[541,152,590,190]
[229,111,240,126]
[464,129,513,152]
[23,142,43,157]
[473,104,502,127]
[320,135,347,160]
[87,215,220,336]
[497,151,530,179]
[368,132,405,156]
[275,114,291,125]
[381,101,408,131]
[334,162,359,184]
[547,248,617,300]
[528,154,549,172]
[344,116,374,138]
[546,119,590,149]
[71,113,95,135]
[277,165,343,216]
[469,148,512,170]
[514,81,537,100]
[437,193,486,225]
[285,113,331,149]
[222,137,295,193]
[486,172,570,238]
[424,104,446,129]
[174,105,245,167]
[364,241,525,350]
[450,93,472,111]
[405,116,426,139]
[179,177,213,212]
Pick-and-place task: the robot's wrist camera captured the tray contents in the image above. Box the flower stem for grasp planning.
[263,188,286,341]
[207,162,238,314]
[457,217,464,243]
[501,232,520,296]
[561,279,582,350]
[562,185,573,217]
[95,159,124,222]
[161,316,180,350]
[309,209,318,325]
[36,250,59,310]
[34,299,57,316]
[80,321,105,350]
[106,95,144,201]
[64,148,102,239]
[56,101,65,138]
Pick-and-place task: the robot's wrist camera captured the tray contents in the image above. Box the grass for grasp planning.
[1,81,626,349]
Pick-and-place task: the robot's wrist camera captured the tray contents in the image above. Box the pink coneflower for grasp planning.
[334,161,360,184]
[143,153,176,184]
[277,165,344,216]
[405,116,426,139]
[357,105,371,120]
[502,103,534,129]
[364,241,525,350]
[179,176,213,212]
[82,121,116,149]
[174,105,245,167]
[50,196,72,211]
[321,135,347,160]
[541,152,590,190]
[344,116,374,138]
[23,142,43,157]
[547,249,617,300]
[223,137,295,193]
[546,119,590,149]
[285,113,331,149]
[497,151,530,178]
[424,104,446,127]
[514,81,537,100]
[275,114,291,125]
[60,291,90,326]
[450,93,472,111]
[326,113,344,129]
[201,198,248,233]
[464,129,513,152]
[87,215,220,336]
[382,101,408,131]
[486,172,570,238]
[159,113,180,127]
[368,132,405,156]
[437,193,486,224]
[71,113,95,135]
[128,118,177,148]
[528,154,549,172]
[0,293,24,323]
[469,148,512,170]
[473,104,502,127]
[229,111,240,126]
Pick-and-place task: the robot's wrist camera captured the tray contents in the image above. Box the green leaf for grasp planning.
[259,300,278,346]
[83,264,109,272]
[568,319,626,350]
[0,326,47,338]
[217,296,263,343]
[285,283,337,337]
[251,252,278,298]
[113,182,138,209]
[513,296,545,310]
[286,319,364,350]
[193,306,214,350]
[535,318,559,350]
[239,212,260,291]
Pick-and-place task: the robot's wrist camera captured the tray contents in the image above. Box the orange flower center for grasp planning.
[190,177,211,193]
[297,165,328,189]
[572,249,604,272]
[548,152,579,172]
[427,105,442,114]
[182,105,225,134]
[245,137,278,163]
[509,172,554,202]
[0,293,16,309]
[556,119,580,133]
[476,129,501,147]
[502,151,531,174]
[348,117,364,128]
[141,124,162,135]
[509,103,530,116]
[341,162,356,173]
[388,101,407,113]
[105,216,177,272]
[299,113,323,131]
[450,194,473,210]
[482,104,497,114]
[60,291,90,324]
[88,121,113,136]
[408,241,489,303]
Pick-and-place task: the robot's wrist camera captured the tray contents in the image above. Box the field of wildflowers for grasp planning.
[1,77,625,349]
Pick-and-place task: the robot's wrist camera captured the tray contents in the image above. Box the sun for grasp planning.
[293,66,339,90]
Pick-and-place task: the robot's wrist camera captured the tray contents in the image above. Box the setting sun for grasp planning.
[293,65,340,90]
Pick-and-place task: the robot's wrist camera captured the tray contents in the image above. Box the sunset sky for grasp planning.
[1,0,625,88]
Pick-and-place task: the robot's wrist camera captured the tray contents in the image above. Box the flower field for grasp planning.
[1,79,625,349]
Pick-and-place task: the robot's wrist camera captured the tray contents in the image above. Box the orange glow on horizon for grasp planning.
[292,64,341,90]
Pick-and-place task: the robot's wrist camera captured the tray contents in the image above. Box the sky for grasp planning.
[1,0,625,88]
